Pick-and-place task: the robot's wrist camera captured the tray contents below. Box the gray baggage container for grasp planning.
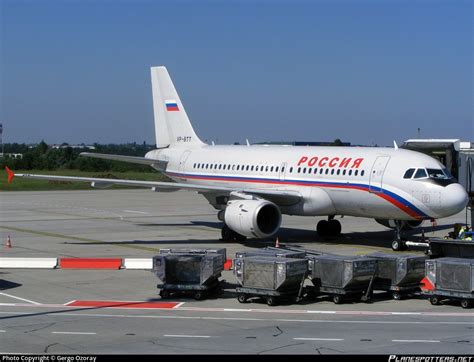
[367,252,427,299]
[423,258,474,308]
[233,256,308,306]
[153,250,224,300]
[159,248,226,267]
[306,255,377,303]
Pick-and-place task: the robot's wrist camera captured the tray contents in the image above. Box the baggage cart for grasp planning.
[233,256,308,306]
[422,258,474,308]
[153,249,224,300]
[367,252,427,299]
[305,255,377,304]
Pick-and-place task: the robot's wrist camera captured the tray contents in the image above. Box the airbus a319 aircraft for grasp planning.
[7,66,469,250]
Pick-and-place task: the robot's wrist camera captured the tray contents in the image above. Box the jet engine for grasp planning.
[224,199,282,239]
[375,219,423,230]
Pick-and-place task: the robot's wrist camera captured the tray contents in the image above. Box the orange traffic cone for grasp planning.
[5,235,12,249]
[275,237,280,248]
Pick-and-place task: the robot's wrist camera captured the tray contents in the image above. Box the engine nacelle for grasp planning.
[224,199,281,239]
[375,219,423,230]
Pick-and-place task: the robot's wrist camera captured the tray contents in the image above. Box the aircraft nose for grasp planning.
[440,183,469,217]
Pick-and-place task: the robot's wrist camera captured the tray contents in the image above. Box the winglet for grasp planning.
[393,140,399,150]
[5,166,15,184]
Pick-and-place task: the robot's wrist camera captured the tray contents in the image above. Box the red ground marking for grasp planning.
[60,258,122,269]
[66,300,180,309]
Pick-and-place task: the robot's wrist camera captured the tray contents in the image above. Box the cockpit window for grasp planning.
[403,168,415,179]
[427,168,450,180]
[414,168,428,179]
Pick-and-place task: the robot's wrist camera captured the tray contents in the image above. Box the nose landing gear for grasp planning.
[391,220,407,251]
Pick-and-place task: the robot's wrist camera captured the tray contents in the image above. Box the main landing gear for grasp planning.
[221,224,247,242]
[317,216,342,238]
[391,220,407,251]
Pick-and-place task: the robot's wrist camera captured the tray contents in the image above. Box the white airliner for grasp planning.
[7,66,469,250]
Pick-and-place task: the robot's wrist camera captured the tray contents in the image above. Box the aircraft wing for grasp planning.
[6,168,301,205]
[80,152,165,167]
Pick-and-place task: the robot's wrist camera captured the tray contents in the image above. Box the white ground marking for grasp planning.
[392,340,440,343]
[294,338,344,341]
[123,210,149,214]
[173,302,185,308]
[0,330,5,333]
[0,292,41,305]
[0,311,472,325]
[164,335,212,338]
[52,332,97,335]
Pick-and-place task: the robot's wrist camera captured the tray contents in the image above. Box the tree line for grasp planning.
[1,141,155,172]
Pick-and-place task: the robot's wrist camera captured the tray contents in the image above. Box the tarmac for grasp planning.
[0,189,473,354]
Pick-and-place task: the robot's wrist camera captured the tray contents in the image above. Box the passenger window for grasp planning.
[331,169,335,175]
[251,166,254,171]
[297,167,301,173]
[270,166,274,172]
[303,168,306,174]
[403,168,415,179]
[289,167,293,173]
[355,170,358,176]
[337,169,340,175]
[314,168,318,174]
[246,165,249,171]
[343,170,346,175]
[414,168,428,179]
[325,169,329,175]
[276,166,280,172]
[361,170,364,176]
[265,166,269,172]
[320,169,323,174]
[349,170,352,176]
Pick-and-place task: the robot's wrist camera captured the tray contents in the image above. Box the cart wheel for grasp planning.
[159,290,170,299]
[461,299,471,309]
[392,292,402,301]
[194,291,204,300]
[305,288,317,301]
[429,295,441,306]
[237,294,247,303]
[392,240,405,251]
[332,295,342,304]
[266,296,277,306]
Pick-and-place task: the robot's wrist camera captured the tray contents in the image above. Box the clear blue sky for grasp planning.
[1,0,472,146]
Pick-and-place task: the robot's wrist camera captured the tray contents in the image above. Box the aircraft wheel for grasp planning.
[391,240,405,251]
[233,232,247,242]
[221,225,233,241]
[328,220,342,236]
[317,220,329,237]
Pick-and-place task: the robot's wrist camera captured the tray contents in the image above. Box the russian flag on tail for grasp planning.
[165,100,179,111]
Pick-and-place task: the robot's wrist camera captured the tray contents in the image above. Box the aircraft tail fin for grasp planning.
[151,66,205,148]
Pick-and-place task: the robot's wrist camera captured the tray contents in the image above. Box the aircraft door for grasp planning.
[369,156,390,192]
[279,162,287,181]
[178,150,191,173]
